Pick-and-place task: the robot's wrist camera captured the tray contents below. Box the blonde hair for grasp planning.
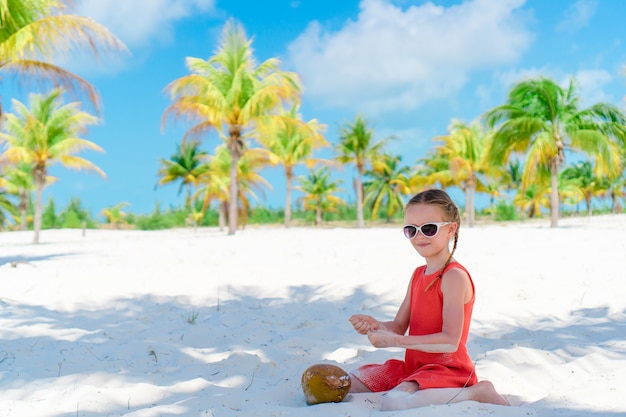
[406,189,461,291]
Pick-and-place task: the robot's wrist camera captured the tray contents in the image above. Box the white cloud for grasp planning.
[555,0,598,34]
[500,67,614,106]
[379,126,432,157]
[75,0,216,48]
[497,66,553,90]
[287,0,533,116]
[57,0,216,77]
[474,66,558,111]
[572,69,613,105]
[480,66,613,110]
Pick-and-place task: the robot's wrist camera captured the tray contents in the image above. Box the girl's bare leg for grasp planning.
[348,373,372,393]
[381,381,509,411]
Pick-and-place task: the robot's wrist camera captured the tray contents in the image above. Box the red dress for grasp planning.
[354,262,478,392]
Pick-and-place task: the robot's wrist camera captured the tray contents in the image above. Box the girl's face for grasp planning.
[404,203,457,258]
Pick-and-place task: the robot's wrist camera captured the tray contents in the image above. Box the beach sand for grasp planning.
[1,215,625,416]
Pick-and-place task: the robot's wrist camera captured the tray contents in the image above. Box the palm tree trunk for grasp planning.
[185,185,192,210]
[33,180,43,244]
[284,170,293,228]
[610,190,617,214]
[228,156,238,235]
[550,160,559,228]
[612,190,623,214]
[316,206,322,226]
[219,201,226,231]
[464,184,475,228]
[355,172,364,228]
[469,186,475,227]
[20,208,27,231]
[465,176,477,227]
[20,192,27,231]
[227,128,243,235]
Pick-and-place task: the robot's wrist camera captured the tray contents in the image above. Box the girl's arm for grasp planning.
[349,276,413,335]
[367,268,472,353]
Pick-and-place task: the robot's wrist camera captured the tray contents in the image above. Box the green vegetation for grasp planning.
[0,0,125,240]
[0,0,126,112]
[40,197,96,229]
[336,114,393,228]
[3,191,624,233]
[430,120,492,227]
[364,153,410,223]
[163,19,301,235]
[493,201,519,222]
[484,77,626,227]
[257,105,328,228]
[156,141,209,211]
[1,6,625,237]
[297,167,346,226]
[0,89,105,242]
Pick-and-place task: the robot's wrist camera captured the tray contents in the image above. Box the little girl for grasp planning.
[348,189,509,410]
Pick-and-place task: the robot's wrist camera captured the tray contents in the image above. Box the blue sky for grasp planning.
[6,0,626,216]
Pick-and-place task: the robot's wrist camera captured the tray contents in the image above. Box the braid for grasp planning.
[406,189,461,292]
[425,231,458,291]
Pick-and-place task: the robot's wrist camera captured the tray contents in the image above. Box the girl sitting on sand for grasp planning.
[348,189,509,410]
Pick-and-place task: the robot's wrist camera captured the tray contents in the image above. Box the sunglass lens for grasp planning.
[420,223,438,237]
[403,226,416,238]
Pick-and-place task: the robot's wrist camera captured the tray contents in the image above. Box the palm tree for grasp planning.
[409,149,456,192]
[0,0,126,114]
[483,179,503,219]
[257,105,328,227]
[156,141,209,210]
[605,149,626,214]
[502,160,523,193]
[606,167,626,214]
[195,150,230,231]
[0,162,34,229]
[0,173,18,229]
[484,76,626,227]
[608,179,625,214]
[557,170,586,215]
[235,147,277,228]
[0,89,104,243]
[297,167,346,226]
[0,190,17,229]
[196,144,276,230]
[336,114,390,228]
[163,19,300,235]
[363,153,410,222]
[100,202,130,229]
[485,160,524,218]
[561,160,606,217]
[432,120,491,227]
[514,183,549,219]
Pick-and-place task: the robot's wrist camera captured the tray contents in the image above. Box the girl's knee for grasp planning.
[381,382,419,411]
[381,390,414,411]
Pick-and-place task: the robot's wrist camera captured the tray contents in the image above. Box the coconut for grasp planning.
[301,363,351,405]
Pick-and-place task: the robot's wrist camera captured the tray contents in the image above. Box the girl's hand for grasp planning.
[367,329,397,348]
[349,314,382,335]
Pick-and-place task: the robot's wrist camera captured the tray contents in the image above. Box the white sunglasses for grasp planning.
[402,222,451,239]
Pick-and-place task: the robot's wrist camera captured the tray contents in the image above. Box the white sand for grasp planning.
[1,215,625,416]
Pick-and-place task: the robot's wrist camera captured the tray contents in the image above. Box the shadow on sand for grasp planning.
[0,252,77,267]
[0,285,623,416]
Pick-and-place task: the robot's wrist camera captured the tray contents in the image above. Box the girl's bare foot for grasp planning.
[469,381,510,406]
